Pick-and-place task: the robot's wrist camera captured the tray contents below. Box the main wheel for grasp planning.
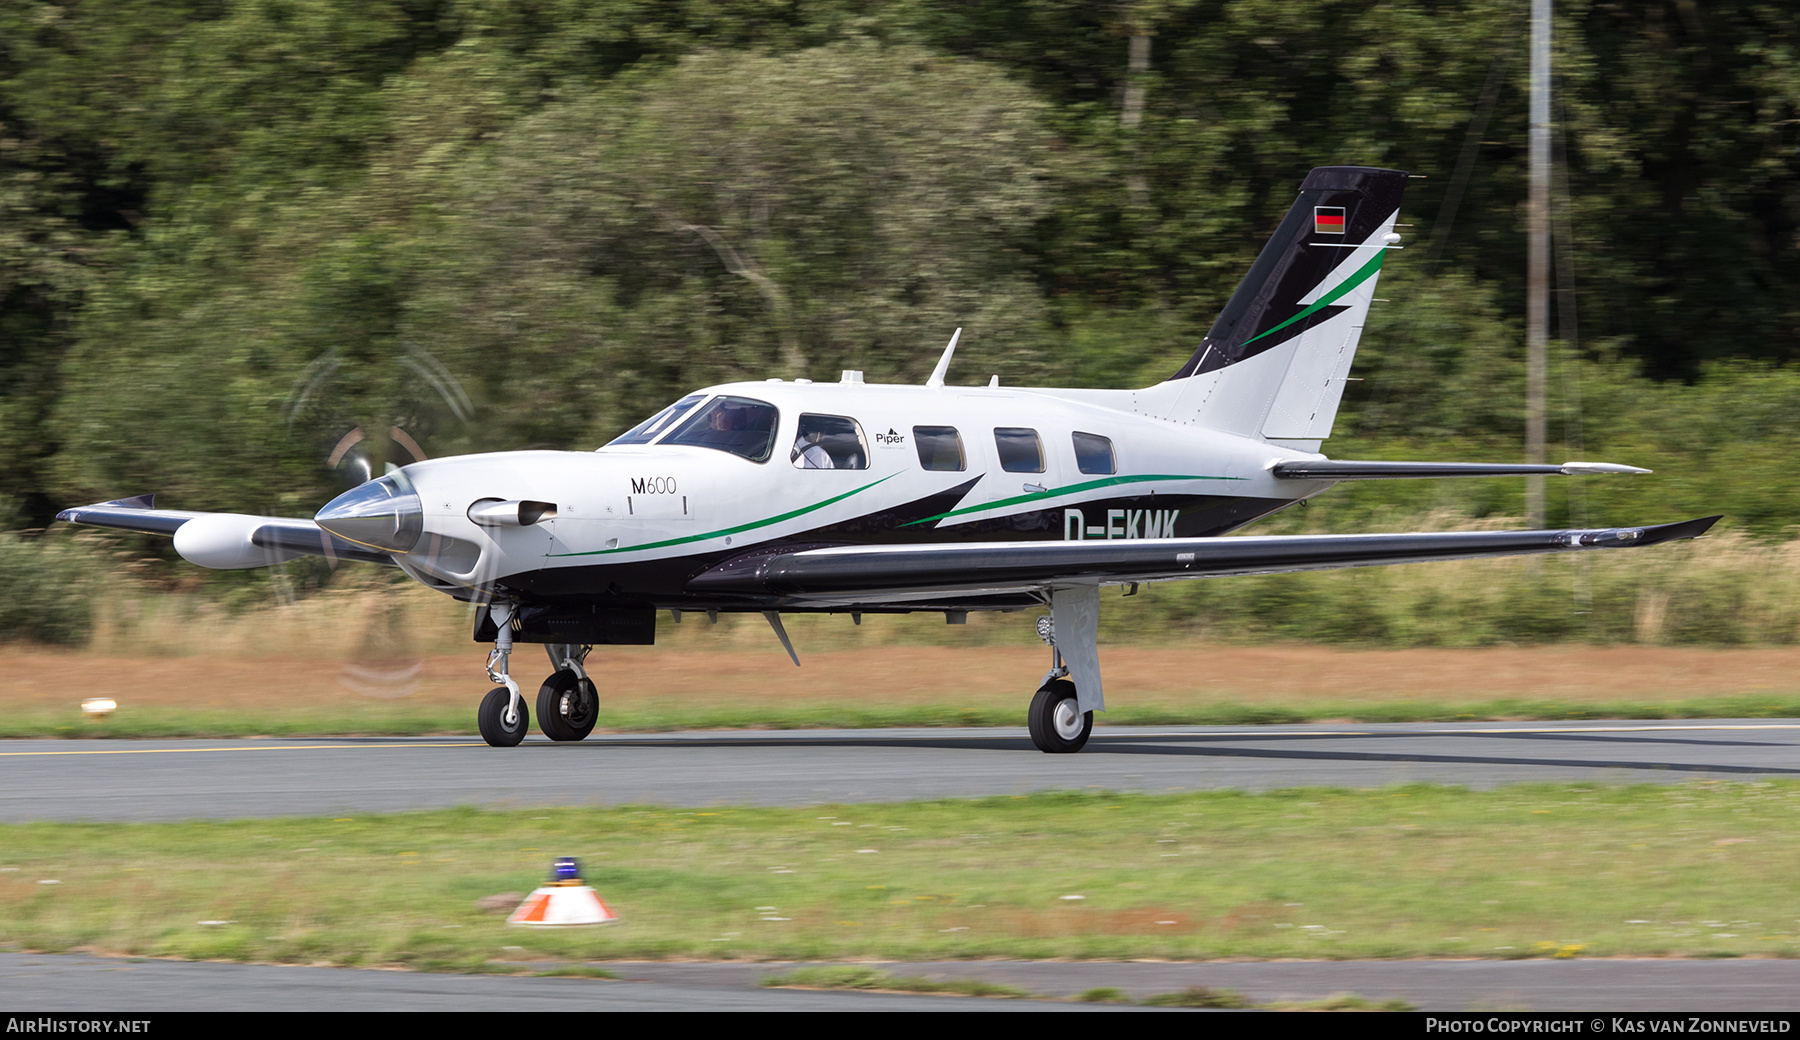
[478,686,530,747]
[537,669,598,741]
[1028,678,1092,753]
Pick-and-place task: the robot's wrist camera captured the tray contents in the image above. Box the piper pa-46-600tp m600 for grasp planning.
[58,166,1718,752]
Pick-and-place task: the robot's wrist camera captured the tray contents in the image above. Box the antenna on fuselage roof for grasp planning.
[926,328,962,389]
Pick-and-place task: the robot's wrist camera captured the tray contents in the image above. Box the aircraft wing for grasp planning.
[1271,459,1650,480]
[56,495,394,566]
[687,516,1720,602]
[54,495,212,535]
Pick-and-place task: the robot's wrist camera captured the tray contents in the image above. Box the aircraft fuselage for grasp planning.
[378,378,1324,610]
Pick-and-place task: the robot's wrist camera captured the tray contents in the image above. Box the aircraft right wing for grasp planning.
[686,516,1721,602]
[56,495,394,567]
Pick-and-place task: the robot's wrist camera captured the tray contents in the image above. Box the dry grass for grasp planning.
[12,640,1800,724]
[10,550,1800,735]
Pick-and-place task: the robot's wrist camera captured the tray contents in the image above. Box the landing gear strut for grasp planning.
[537,643,598,742]
[478,601,528,747]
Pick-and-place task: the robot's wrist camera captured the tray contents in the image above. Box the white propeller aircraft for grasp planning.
[59,166,1717,751]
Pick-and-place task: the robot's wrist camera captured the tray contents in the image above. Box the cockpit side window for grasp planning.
[912,426,965,472]
[791,414,868,470]
[663,396,780,463]
[606,394,707,447]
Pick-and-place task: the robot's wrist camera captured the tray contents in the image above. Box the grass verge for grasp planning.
[759,973,1411,1009]
[761,965,1030,998]
[3,783,1799,967]
[1139,985,1254,1008]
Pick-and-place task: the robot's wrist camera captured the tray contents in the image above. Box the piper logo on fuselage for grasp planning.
[876,428,906,447]
[630,477,678,495]
[1064,507,1177,540]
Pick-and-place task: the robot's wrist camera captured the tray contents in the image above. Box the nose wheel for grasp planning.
[1028,678,1091,753]
[478,686,530,747]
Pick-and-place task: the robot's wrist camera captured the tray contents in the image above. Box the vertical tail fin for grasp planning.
[1143,166,1408,449]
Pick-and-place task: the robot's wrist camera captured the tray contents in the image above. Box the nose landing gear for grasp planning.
[477,601,529,747]
[478,685,530,746]
[476,605,601,747]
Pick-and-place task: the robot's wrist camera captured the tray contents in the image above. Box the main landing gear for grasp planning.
[477,603,599,747]
[1029,678,1092,753]
[536,644,598,742]
[1028,612,1093,754]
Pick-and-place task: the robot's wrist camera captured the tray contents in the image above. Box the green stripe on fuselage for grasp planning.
[899,473,1244,528]
[546,473,897,557]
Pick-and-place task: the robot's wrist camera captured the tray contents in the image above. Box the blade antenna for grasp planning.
[762,611,801,667]
[925,328,962,389]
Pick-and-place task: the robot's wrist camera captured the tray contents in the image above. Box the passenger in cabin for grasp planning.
[791,414,867,469]
[793,431,834,469]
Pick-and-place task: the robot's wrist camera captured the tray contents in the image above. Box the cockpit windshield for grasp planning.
[605,394,707,447]
[663,396,780,463]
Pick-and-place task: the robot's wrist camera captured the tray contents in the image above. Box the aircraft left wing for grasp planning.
[687,516,1720,601]
[56,495,394,567]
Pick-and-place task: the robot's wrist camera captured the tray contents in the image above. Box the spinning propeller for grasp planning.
[279,345,481,700]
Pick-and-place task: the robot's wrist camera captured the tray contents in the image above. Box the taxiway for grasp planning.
[4,720,1797,822]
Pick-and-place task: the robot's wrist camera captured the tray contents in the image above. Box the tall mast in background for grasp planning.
[1526,0,1551,526]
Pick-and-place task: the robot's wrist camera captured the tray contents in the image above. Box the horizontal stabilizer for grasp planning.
[1271,459,1651,480]
[686,516,1720,599]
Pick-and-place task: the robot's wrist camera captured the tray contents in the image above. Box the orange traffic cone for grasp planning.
[507,857,619,927]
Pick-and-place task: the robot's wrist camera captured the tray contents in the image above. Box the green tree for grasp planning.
[415,41,1058,448]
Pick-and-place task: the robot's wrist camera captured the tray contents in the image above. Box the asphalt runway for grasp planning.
[8,954,1800,1012]
[3,719,1799,822]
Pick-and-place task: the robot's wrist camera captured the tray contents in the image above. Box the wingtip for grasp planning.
[1642,515,1723,544]
[57,494,155,524]
[100,494,156,509]
[1560,462,1653,476]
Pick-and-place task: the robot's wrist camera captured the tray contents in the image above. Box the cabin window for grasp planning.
[663,396,780,463]
[913,426,965,472]
[994,428,1044,473]
[606,394,707,446]
[791,414,868,470]
[1072,431,1115,475]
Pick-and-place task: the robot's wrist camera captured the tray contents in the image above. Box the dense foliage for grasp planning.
[3,1,1799,643]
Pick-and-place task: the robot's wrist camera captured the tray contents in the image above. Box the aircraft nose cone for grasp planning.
[315,473,423,553]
